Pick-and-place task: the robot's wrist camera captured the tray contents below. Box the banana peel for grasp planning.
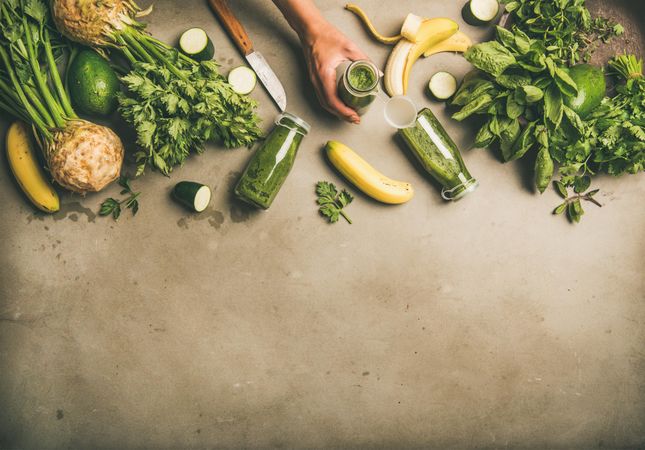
[345,3,401,45]
[402,19,459,94]
[423,31,473,58]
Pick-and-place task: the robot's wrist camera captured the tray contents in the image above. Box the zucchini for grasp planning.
[179,28,215,61]
[228,66,257,95]
[428,72,458,101]
[173,181,212,213]
[462,0,499,26]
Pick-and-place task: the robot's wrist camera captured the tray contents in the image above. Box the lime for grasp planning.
[68,50,120,117]
[564,64,606,118]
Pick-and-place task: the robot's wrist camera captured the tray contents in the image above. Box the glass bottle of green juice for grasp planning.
[235,112,311,209]
[398,108,478,201]
[338,60,380,116]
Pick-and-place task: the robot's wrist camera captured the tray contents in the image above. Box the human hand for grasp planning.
[301,22,369,124]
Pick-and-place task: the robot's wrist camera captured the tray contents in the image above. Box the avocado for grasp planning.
[563,64,606,118]
[68,50,120,117]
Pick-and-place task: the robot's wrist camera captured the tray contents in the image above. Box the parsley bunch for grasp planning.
[117,43,263,176]
[554,55,644,191]
[588,55,645,176]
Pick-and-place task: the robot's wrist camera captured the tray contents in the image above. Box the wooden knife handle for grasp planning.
[207,0,254,55]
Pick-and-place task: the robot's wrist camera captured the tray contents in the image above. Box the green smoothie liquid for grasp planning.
[398,108,477,201]
[348,65,376,90]
[235,113,310,209]
[338,60,379,116]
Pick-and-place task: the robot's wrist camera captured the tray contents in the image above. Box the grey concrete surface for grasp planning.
[0,0,644,448]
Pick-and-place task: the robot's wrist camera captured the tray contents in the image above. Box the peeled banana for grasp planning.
[400,14,425,42]
[6,121,60,213]
[326,141,413,205]
[344,4,472,96]
[384,18,460,96]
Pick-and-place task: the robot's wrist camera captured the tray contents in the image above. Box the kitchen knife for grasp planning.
[208,0,287,112]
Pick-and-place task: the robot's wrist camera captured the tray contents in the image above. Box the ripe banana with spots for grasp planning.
[6,121,59,213]
[325,140,414,205]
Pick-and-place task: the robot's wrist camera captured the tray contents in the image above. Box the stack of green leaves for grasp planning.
[503,0,623,65]
[117,46,263,176]
[589,55,645,176]
[48,0,263,177]
[451,0,643,222]
[452,25,585,194]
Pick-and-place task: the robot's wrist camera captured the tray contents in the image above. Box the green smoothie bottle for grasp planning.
[338,60,380,116]
[398,108,478,201]
[235,112,311,209]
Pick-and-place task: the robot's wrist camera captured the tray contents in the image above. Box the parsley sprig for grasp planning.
[316,181,353,224]
[99,177,141,221]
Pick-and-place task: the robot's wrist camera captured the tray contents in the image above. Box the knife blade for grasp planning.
[245,52,287,112]
[207,0,287,111]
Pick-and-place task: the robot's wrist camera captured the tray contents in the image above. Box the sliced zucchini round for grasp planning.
[228,66,257,95]
[179,28,215,61]
[428,72,458,101]
[173,181,212,213]
[462,0,500,26]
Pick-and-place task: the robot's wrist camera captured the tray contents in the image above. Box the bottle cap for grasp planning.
[276,112,311,135]
[441,177,479,201]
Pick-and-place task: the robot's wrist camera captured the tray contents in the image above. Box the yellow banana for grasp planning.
[6,121,60,213]
[423,31,473,58]
[385,18,459,96]
[326,141,413,205]
[384,40,415,97]
[401,18,459,94]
